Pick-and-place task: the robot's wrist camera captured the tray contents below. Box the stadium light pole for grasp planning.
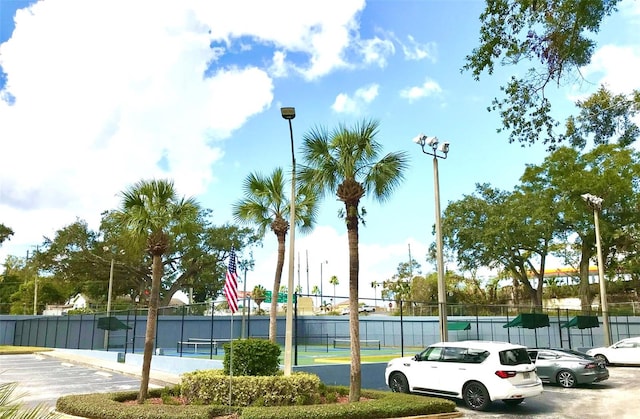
[281,106,296,376]
[320,260,328,310]
[413,134,450,342]
[581,193,611,347]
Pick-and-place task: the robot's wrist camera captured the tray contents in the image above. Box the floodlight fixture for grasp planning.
[281,107,296,120]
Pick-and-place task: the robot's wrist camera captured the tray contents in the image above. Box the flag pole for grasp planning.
[228,313,233,413]
[223,247,239,414]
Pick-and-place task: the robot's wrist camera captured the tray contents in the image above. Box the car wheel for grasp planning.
[594,354,609,365]
[557,370,577,388]
[463,381,490,411]
[503,398,524,406]
[389,372,410,393]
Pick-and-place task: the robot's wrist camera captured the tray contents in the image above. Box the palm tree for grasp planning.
[115,179,199,402]
[232,168,317,342]
[252,284,267,313]
[311,285,320,308]
[0,381,54,418]
[329,275,339,305]
[300,119,409,401]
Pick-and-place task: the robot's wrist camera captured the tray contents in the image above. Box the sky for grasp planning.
[1,0,639,305]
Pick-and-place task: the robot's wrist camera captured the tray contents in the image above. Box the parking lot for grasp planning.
[1,352,639,418]
[458,366,640,418]
[0,353,154,409]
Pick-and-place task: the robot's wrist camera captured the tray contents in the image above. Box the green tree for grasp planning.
[311,284,320,307]
[251,284,267,312]
[329,275,339,303]
[519,144,640,309]
[34,213,258,309]
[114,179,200,403]
[463,0,626,149]
[0,223,13,246]
[232,167,318,343]
[442,183,557,307]
[299,118,409,401]
[0,381,56,419]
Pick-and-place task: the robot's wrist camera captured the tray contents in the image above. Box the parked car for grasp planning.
[527,348,609,388]
[385,340,543,411]
[341,305,376,315]
[586,337,640,365]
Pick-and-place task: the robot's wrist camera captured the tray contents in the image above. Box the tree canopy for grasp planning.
[463,0,639,149]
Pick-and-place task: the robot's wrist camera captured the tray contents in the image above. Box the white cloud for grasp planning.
[332,84,379,114]
[582,45,640,93]
[399,78,442,102]
[0,0,382,263]
[358,37,395,67]
[401,35,437,61]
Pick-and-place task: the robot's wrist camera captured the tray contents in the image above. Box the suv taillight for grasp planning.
[495,370,517,379]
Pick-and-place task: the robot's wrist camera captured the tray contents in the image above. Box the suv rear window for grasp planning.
[499,348,532,366]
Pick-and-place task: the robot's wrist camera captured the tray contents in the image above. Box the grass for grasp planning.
[0,345,52,355]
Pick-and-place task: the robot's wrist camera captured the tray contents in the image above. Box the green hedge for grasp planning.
[181,370,322,406]
[55,388,239,419]
[56,387,456,419]
[222,338,281,376]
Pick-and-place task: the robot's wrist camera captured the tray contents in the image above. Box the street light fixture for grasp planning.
[281,106,296,376]
[413,133,450,342]
[581,193,611,347]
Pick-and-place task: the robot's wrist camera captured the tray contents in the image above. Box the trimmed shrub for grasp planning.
[222,338,280,376]
[181,370,322,407]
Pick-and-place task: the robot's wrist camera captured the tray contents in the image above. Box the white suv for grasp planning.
[385,340,543,411]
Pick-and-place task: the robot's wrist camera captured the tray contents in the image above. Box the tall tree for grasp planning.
[114,179,200,403]
[442,183,557,307]
[232,167,317,343]
[329,275,339,304]
[311,284,320,307]
[251,284,267,312]
[299,118,409,401]
[0,223,13,246]
[34,213,258,309]
[463,0,625,150]
[519,144,640,309]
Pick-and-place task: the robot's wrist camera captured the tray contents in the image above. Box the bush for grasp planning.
[181,370,322,407]
[56,388,238,419]
[222,338,281,376]
[56,386,456,419]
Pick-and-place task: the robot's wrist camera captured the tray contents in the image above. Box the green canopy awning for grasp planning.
[503,313,550,329]
[448,321,471,331]
[97,316,131,331]
[561,315,600,329]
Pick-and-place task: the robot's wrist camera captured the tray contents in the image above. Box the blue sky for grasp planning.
[1,0,639,303]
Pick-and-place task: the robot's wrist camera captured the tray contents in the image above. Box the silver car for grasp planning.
[527,348,609,388]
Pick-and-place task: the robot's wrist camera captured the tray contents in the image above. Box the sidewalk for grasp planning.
[39,348,223,387]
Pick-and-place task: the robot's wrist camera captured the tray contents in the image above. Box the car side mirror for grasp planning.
[413,354,421,361]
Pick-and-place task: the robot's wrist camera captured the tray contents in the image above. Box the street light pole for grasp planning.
[281,106,296,376]
[320,260,327,311]
[414,134,450,342]
[581,193,611,347]
[104,257,115,348]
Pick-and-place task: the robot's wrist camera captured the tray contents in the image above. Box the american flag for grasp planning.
[224,248,239,314]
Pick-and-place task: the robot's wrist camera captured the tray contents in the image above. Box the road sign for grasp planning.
[264,291,295,303]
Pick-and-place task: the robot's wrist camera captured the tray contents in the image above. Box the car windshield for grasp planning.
[499,348,532,366]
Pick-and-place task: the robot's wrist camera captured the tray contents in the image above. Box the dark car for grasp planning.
[527,348,609,388]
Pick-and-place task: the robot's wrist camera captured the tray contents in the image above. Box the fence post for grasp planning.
[400,299,404,357]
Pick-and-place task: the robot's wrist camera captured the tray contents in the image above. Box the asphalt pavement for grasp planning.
[0,350,179,412]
